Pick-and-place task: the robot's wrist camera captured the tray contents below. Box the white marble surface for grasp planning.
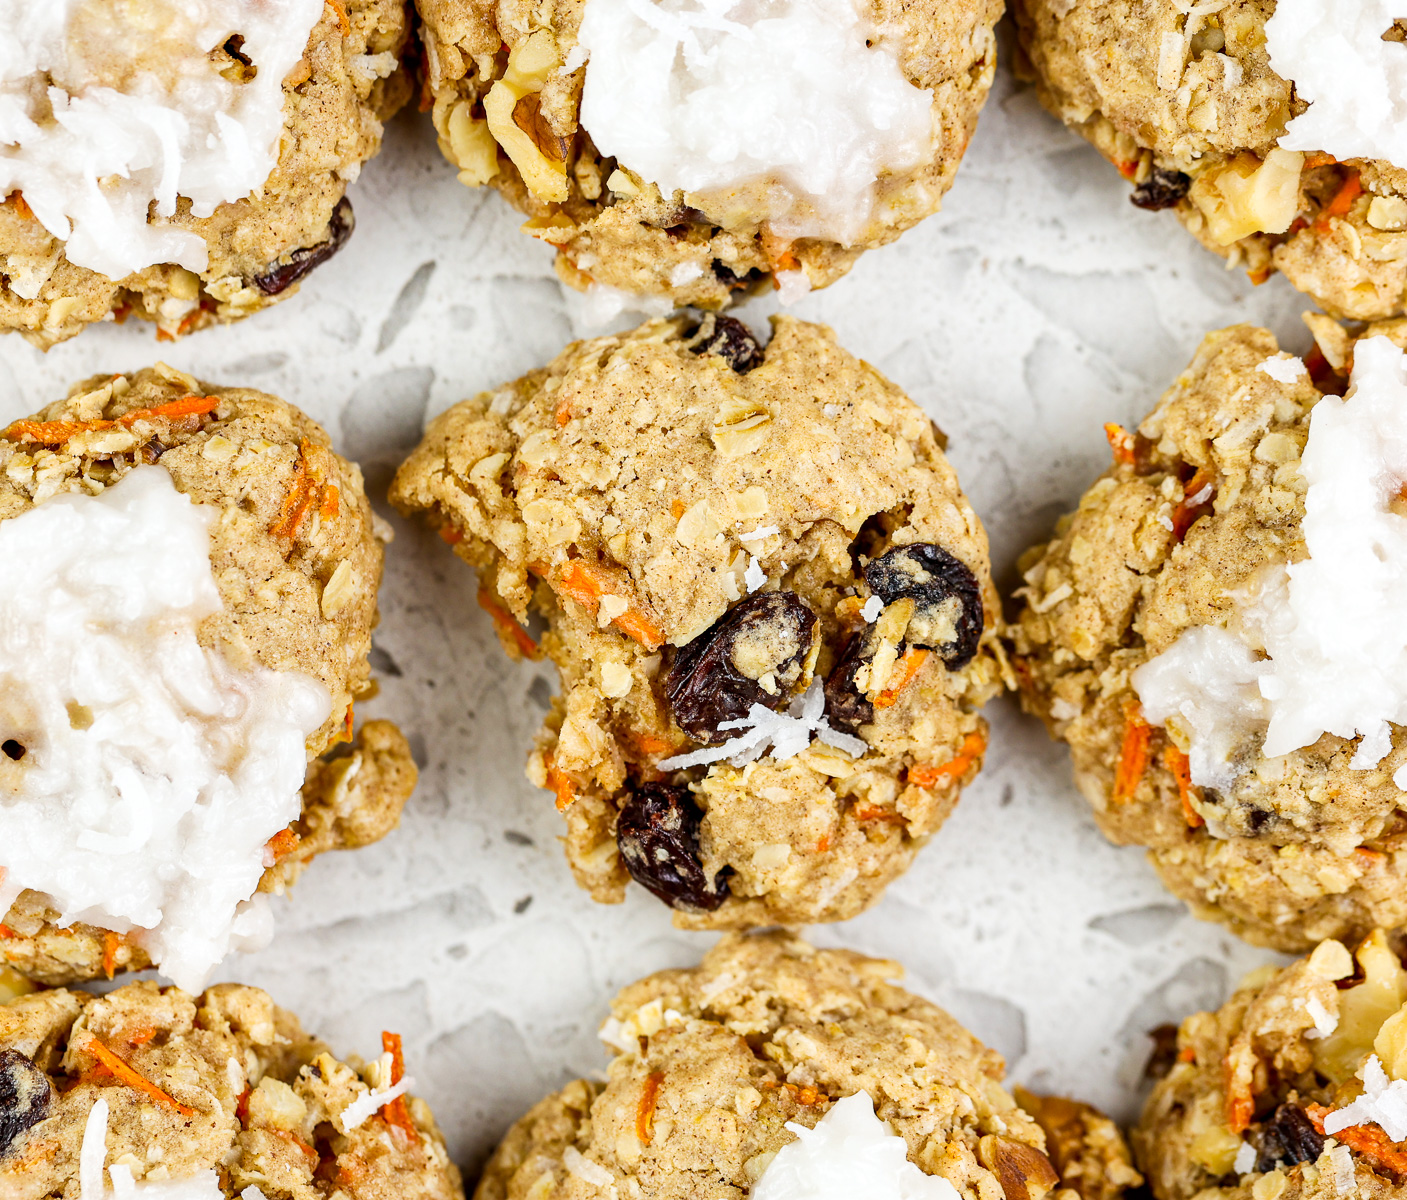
[0,45,1318,1181]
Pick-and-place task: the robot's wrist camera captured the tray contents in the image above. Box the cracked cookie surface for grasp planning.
[392,315,1003,928]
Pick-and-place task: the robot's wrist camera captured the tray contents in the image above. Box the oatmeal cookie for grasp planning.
[1135,930,1407,1200]
[1008,319,1407,952]
[415,0,1000,307]
[1,0,411,350]
[477,931,1137,1200]
[0,364,415,987]
[1012,0,1407,320]
[391,315,1004,928]
[0,975,463,1199]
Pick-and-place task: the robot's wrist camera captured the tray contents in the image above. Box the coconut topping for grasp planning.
[1135,336,1407,789]
[1325,1054,1407,1142]
[0,0,324,281]
[0,466,330,992]
[752,1092,961,1200]
[80,1098,223,1198]
[1266,0,1407,172]
[658,678,865,769]
[340,1076,416,1132]
[575,0,934,246]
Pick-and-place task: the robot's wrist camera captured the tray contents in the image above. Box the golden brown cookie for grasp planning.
[1012,0,1407,320]
[1,0,411,349]
[392,315,1004,928]
[0,976,463,1199]
[416,0,1001,306]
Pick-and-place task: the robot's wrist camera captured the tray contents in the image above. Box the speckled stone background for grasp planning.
[0,36,1317,1182]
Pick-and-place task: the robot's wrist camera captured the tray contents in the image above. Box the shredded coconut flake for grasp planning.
[744,555,766,594]
[657,679,865,769]
[0,467,330,991]
[1329,1142,1356,1194]
[1326,1054,1407,1142]
[563,1147,615,1189]
[861,595,884,623]
[0,0,324,280]
[1135,337,1407,788]
[775,269,812,305]
[240,1190,270,1200]
[80,1097,223,1199]
[341,1076,415,1132]
[1267,0,1407,172]
[1259,355,1308,384]
[1157,31,1186,90]
[739,524,780,543]
[1305,994,1338,1038]
[753,1093,961,1200]
[576,0,934,246]
[1233,1141,1257,1175]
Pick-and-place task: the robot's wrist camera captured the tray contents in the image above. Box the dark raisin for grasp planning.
[863,544,983,669]
[252,196,355,296]
[711,261,763,289]
[1271,1103,1324,1165]
[0,1050,52,1159]
[1131,168,1192,211]
[1143,1024,1179,1080]
[1,740,22,761]
[667,591,816,743]
[616,783,729,911]
[824,633,875,733]
[688,314,764,373]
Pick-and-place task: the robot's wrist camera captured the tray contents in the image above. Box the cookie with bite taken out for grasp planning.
[391,314,1004,928]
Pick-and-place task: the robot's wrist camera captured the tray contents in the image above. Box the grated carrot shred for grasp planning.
[908,729,987,789]
[1115,159,1140,182]
[544,754,576,812]
[852,805,907,825]
[102,932,121,980]
[555,562,662,649]
[1163,744,1203,829]
[477,587,540,659]
[555,395,573,427]
[439,525,465,545]
[0,924,15,939]
[874,647,930,708]
[1316,171,1363,232]
[1222,1040,1255,1135]
[1177,1045,1196,1064]
[271,439,336,543]
[636,1072,664,1146]
[10,192,33,220]
[325,0,351,35]
[266,828,301,863]
[1248,266,1272,287]
[1305,1103,1407,1174]
[1171,468,1216,541]
[1104,423,1136,466]
[626,730,675,756]
[1303,152,1338,169]
[1113,703,1152,803]
[2,394,217,446]
[380,1031,420,1144]
[85,1033,195,1117]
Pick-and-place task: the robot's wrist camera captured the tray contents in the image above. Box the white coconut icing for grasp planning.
[0,466,330,992]
[1134,336,1407,789]
[751,1092,962,1200]
[1266,0,1407,172]
[575,0,934,246]
[0,0,325,280]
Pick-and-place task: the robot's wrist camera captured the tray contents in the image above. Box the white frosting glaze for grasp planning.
[752,1092,962,1200]
[1266,0,1407,171]
[0,0,324,280]
[575,0,934,246]
[1134,336,1407,789]
[0,466,330,991]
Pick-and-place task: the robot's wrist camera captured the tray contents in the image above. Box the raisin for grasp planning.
[1,740,22,761]
[863,544,983,669]
[0,1050,51,1159]
[252,196,355,296]
[1271,1103,1324,1165]
[824,633,875,733]
[667,591,816,743]
[616,783,729,911]
[1131,168,1192,211]
[1143,1024,1179,1080]
[687,314,764,373]
[711,261,763,290]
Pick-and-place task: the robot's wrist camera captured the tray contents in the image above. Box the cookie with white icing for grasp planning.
[475,931,1140,1200]
[415,0,1000,307]
[0,0,410,349]
[0,975,463,1200]
[1009,318,1407,952]
[0,365,414,989]
[1013,0,1407,320]
[390,315,1003,928]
